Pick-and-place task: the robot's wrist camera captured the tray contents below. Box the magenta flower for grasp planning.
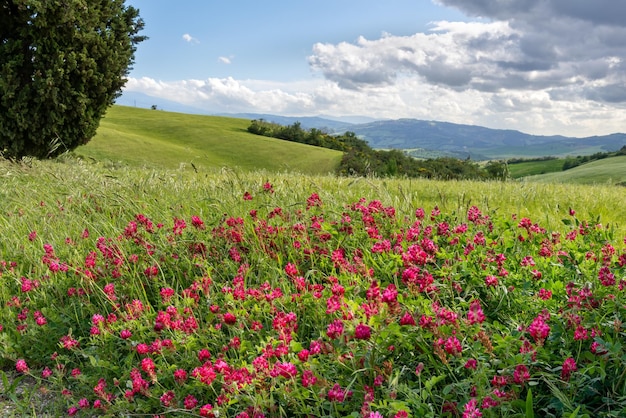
[326,319,344,339]
[173,368,188,384]
[15,359,29,374]
[354,323,372,340]
[223,312,237,325]
[528,314,550,343]
[561,357,577,381]
[467,300,485,325]
[444,336,462,356]
[513,364,530,384]
[462,398,482,418]
[399,312,416,326]
[184,394,199,409]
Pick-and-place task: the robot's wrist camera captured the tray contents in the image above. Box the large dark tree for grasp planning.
[0,0,145,159]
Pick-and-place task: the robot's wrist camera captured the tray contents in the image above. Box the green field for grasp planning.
[507,159,565,178]
[78,106,343,175]
[525,155,626,185]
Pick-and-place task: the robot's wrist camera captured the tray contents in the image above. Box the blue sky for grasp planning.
[120,0,626,136]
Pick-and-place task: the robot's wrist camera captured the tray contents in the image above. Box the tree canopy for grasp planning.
[0,0,145,159]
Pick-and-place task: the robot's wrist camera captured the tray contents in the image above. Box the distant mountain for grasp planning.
[113,99,626,160]
[218,113,356,132]
[348,119,626,160]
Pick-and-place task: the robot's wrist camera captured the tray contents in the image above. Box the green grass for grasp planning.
[525,155,626,185]
[2,156,624,237]
[507,159,565,178]
[76,106,343,175]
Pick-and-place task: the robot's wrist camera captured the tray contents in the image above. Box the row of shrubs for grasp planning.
[247,119,508,180]
[561,146,626,170]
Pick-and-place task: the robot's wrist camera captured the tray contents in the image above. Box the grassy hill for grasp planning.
[507,158,565,178]
[76,106,343,175]
[522,155,626,185]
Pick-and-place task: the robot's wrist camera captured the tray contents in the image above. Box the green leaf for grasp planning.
[525,388,534,418]
[567,406,581,418]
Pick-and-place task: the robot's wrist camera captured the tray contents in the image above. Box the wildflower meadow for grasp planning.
[1,158,625,417]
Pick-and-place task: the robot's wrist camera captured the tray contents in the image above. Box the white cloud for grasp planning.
[218,56,232,65]
[182,33,199,43]
[125,1,626,137]
[123,75,626,137]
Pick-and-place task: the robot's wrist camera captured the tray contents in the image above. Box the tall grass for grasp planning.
[2,157,624,239]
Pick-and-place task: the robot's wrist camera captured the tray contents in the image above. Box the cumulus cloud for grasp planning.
[182,33,199,43]
[124,73,626,136]
[305,0,626,134]
[125,1,626,137]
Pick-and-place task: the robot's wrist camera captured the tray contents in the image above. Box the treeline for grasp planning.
[247,119,508,180]
[562,146,626,170]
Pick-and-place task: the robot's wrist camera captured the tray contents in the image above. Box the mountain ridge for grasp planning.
[221,113,626,160]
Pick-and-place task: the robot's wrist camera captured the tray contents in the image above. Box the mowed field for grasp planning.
[525,156,626,185]
[78,106,343,175]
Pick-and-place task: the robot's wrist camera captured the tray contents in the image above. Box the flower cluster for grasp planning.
[2,187,624,417]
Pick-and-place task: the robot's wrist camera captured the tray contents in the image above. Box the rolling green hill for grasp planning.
[507,158,565,178]
[522,155,626,185]
[76,106,343,174]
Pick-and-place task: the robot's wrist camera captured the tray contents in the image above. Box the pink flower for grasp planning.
[223,312,237,325]
[301,370,317,387]
[15,359,29,374]
[326,319,344,339]
[444,336,462,356]
[327,383,352,402]
[160,390,175,407]
[462,398,482,418]
[60,335,79,350]
[464,359,477,370]
[191,215,205,230]
[271,362,298,378]
[184,394,199,409]
[399,312,416,326]
[485,275,499,287]
[467,300,485,325]
[198,349,212,362]
[120,329,132,339]
[528,314,550,343]
[297,349,310,362]
[354,323,372,340]
[174,368,188,384]
[199,404,215,418]
[561,357,577,381]
[513,364,530,384]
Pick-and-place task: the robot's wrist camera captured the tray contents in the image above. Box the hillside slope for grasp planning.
[523,156,626,185]
[77,106,343,174]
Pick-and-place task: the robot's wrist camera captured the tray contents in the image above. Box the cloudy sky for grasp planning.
[122,0,626,137]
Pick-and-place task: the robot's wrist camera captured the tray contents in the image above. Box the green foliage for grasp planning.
[0,0,145,159]
[248,119,508,181]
